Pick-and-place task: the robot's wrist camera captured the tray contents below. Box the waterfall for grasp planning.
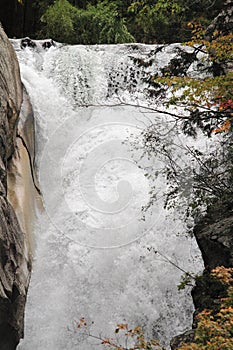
[12,39,210,349]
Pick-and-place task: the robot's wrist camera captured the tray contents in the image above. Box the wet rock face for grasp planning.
[0,25,31,349]
[20,37,36,50]
[20,37,56,50]
[171,204,233,350]
[194,216,233,268]
[170,209,233,347]
[170,204,233,350]
[0,26,22,159]
[193,202,233,270]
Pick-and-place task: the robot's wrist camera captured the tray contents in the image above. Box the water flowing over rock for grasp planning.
[0,6,231,348]
[0,26,32,349]
[12,38,214,350]
[8,33,231,349]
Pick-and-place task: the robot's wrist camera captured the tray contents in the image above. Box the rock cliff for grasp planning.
[0,25,32,349]
[193,202,233,270]
[170,201,233,350]
[170,2,233,348]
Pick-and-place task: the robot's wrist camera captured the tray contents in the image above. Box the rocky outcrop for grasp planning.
[7,86,41,258]
[171,204,233,349]
[193,203,233,270]
[170,330,195,350]
[170,3,233,349]
[0,25,32,349]
[205,0,233,74]
[205,0,233,40]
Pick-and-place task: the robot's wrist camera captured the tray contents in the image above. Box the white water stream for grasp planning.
[11,40,212,349]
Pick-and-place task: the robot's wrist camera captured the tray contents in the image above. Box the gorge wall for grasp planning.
[170,3,233,348]
[0,25,34,349]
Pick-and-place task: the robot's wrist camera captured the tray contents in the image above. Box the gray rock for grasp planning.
[0,24,31,349]
[194,206,233,269]
[170,330,195,350]
[205,1,233,40]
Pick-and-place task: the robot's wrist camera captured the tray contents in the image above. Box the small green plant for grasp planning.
[178,272,195,291]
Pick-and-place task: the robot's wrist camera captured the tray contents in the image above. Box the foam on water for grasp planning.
[12,40,212,349]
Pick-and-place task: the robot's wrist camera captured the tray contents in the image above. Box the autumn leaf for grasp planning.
[101,338,114,345]
[213,119,231,134]
[116,323,128,330]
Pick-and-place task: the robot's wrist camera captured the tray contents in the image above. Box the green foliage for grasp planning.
[39,0,135,44]
[178,272,195,291]
[128,0,186,42]
[155,27,233,111]
[8,0,226,42]
[74,1,135,44]
[127,0,223,43]
[40,0,77,43]
[187,25,233,63]
[154,28,233,118]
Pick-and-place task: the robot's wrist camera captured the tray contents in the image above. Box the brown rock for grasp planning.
[0,24,31,349]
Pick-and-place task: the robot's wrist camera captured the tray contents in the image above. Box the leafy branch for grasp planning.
[76,319,165,350]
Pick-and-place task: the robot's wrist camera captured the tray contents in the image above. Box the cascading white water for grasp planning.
[12,39,213,349]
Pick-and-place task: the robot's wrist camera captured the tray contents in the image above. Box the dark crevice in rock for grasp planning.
[0,323,19,350]
[16,134,41,195]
